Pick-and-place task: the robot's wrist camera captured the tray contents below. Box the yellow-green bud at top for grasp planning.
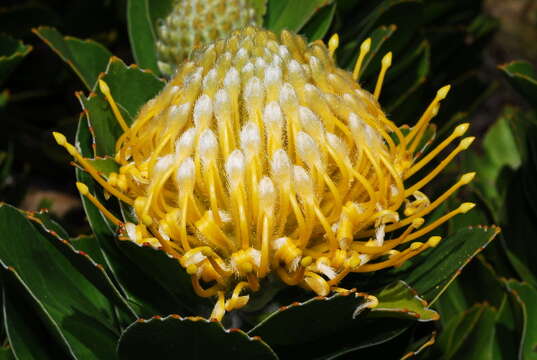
[155,0,259,77]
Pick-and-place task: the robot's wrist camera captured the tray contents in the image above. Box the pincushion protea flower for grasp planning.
[54,26,476,321]
[155,0,258,77]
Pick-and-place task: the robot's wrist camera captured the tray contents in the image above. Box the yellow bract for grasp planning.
[55,27,475,320]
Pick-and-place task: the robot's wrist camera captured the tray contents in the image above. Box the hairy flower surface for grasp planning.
[156,0,258,77]
[55,26,476,320]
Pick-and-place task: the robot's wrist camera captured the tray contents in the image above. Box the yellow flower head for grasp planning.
[55,26,476,320]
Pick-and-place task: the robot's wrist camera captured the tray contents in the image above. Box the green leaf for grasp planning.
[78,93,120,157]
[28,209,70,240]
[0,347,15,360]
[86,157,120,178]
[505,280,537,360]
[97,57,165,122]
[146,0,174,29]
[400,226,500,304]
[468,14,500,41]
[117,316,278,360]
[27,211,137,318]
[499,60,537,106]
[463,108,522,217]
[337,0,421,71]
[506,250,537,290]
[339,25,396,78]
[493,291,521,360]
[300,3,336,41]
[384,40,430,112]
[248,289,420,359]
[75,109,184,318]
[306,319,411,359]
[435,304,497,359]
[117,240,210,315]
[502,170,537,287]
[78,57,164,156]
[0,204,119,359]
[400,330,437,359]
[361,25,398,78]
[74,57,197,316]
[434,257,506,326]
[127,0,162,74]
[32,26,112,90]
[264,0,334,33]
[371,281,439,321]
[3,279,71,359]
[0,34,32,86]
[249,290,368,346]
[70,234,107,264]
[75,114,116,235]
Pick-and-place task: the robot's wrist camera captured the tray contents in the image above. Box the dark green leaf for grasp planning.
[98,57,165,122]
[434,257,506,326]
[0,4,60,36]
[400,226,500,303]
[78,57,164,156]
[27,211,137,319]
[360,25,398,78]
[0,204,119,359]
[337,0,421,71]
[246,287,429,358]
[264,0,334,33]
[506,250,537,290]
[75,114,116,236]
[117,316,278,360]
[309,319,411,359]
[146,0,174,29]
[468,14,500,41]
[0,34,32,86]
[400,329,437,359]
[3,278,70,359]
[28,209,70,240]
[32,27,112,90]
[78,93,121,157]
[86,157,120,178]
[385,40,430,112]
[463,108,522,218]
[0,347,15,360]
[493,291,522,360]
[372,281,439,321]
[502,170,537,287]
[339,25,396,77]
[70,234,106,265]
[300,3,336,41]
[499,60,537,106]
[505,280,537,360]
[249,290,368,346]
[75,109,185,318]
[436,304,497,359]
[117,240,210,315]
[407,333,438,359]
[127,0,161,73]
